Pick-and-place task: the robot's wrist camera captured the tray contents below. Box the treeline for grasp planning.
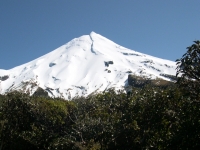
[0,40,200,149]
[0,84,199,150]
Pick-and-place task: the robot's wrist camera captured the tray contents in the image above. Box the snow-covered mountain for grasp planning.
[0,32,176,99]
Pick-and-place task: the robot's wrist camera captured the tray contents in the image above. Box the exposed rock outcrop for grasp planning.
[33,87,49,97]
[160,73,178,81]
[128,74,173,88]
[0,75,9,81]
[104,61,114,67]
[128,74,150,88]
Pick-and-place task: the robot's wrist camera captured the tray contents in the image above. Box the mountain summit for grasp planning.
[0,32,176,99]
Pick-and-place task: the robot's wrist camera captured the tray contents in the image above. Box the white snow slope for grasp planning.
[0,32,176,99]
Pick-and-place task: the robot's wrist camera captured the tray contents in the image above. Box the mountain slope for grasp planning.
[0,32,176,99]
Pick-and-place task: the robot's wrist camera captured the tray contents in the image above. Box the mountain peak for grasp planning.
[89,31,105,40]
[90,31,97,35]
[0,33,177,99]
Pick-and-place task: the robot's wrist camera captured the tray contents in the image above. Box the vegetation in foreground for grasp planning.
[0,41,200,150]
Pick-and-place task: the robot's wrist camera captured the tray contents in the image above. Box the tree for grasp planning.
[0,92,77,150]
[175,41,200,149]
[176,40,200,96]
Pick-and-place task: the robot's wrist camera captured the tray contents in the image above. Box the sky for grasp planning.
[0,1,200,70]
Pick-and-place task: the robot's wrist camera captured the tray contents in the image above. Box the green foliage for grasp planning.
[173,41,200,149]
[176,40,200,96]
[176,40,200,81]
[0,85,200,149]
[0,92,77,150]
[72,87,181,149]
[0,92,38,150]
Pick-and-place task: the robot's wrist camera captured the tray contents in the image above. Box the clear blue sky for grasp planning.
[0,1,200,69]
